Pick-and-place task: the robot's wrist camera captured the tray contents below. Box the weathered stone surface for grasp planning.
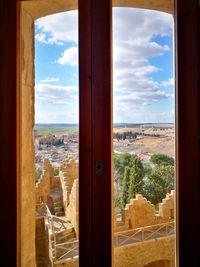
[22,0,173,19]
[114,236,175,267]
[159,191,175,220]
[36,159,55,203]
[35,217,50,266]
[115,192,175,232]
[53,257,79,267]
[124,194,156,229]
[21,7,35,267]
[60,157,78,206]
[65,179,79,236]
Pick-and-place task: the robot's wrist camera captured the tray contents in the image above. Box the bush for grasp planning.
[150,154,174,166]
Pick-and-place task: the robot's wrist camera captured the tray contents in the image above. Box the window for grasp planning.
[0,0,200,266]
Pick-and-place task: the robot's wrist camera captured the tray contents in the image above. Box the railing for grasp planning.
[36,203,174,261]
[36,202,78,262]
[114,221,175,247]
[52,240,79,261]
[36,203,67,232]
[36,203,47,216]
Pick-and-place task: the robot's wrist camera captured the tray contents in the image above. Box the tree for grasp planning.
[54,168,59,176]
[35,168,42,183]
[114,153,136,184]
[121,167,131,207]
[143,162,152,176]
[150,154,174,166]
[143,165,174,205]
[128,157,145,201]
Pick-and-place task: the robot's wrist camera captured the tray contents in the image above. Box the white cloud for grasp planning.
[35,111,78,124]
[40,77,60,83]
[35,33,48,43]
[113,8,172,42]
[35,83,78,105]
[58,47,78,66]
[161,78,174,87]
[35,11,78,45]
[35,32,64,45]
[114,90,170,111]
[35,8,174,123]
[111,8,174,121]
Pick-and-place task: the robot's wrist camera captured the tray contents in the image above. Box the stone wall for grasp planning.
[35,217,50,266]
[59,157,78,207]
[115,191,175,231]
[53,236,175,267]
[35,159,56,203]
[53,257,79,267]
[22,0,173,20]
[65,179,79,235]
[159,191,175,220]
[114,236,175,267]
[21,6,36,266]
[59,157,79,234]
[124,195,156,229]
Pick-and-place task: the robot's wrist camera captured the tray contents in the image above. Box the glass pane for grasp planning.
[112,7,176,267]
[34,10,79,266]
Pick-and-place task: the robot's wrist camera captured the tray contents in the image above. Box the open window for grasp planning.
[0,0,199,266]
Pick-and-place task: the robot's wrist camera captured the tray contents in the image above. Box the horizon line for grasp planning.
[35,122,174,125]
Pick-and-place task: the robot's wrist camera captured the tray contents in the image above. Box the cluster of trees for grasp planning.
[138,132,161,137]
[113,131,161,141]
[113,131,137,140]
[114,153,174,209]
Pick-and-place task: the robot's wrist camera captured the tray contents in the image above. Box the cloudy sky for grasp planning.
[35,8,174,124]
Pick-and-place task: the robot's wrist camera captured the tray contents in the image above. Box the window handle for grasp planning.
[96,160,104,175]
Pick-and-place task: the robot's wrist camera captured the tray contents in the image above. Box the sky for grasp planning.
[34,8,174,124]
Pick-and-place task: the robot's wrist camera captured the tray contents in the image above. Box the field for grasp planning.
[113,124,175,157]
[114,136,174,157]
[35,126,78,136]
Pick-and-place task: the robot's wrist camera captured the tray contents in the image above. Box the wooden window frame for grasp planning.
[0,0,200,266]
[79,1,112,266]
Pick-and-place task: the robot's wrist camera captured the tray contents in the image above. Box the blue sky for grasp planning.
[34,8,174,124]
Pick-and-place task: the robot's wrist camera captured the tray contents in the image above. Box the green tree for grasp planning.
[128,157,145,201]
[54,168,59,176]
[143,162,152,176]
[143,165,174,205]
[35,168,42,183]
[114,153,136,185]
[121,167,131,207]
[150,154,174,166]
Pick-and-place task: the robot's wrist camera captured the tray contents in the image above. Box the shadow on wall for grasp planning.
[144,260,170,267]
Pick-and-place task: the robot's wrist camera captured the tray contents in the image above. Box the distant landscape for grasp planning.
[35,124,78,136]
[35,122,174,136]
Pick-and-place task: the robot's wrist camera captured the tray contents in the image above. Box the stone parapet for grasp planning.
[115,191,175,232]
[36,159,55,203]
[159,190,175,220]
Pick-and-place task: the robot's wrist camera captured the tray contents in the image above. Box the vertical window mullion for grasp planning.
[79,0,112,266]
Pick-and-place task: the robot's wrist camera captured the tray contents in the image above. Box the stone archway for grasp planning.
[22,0,173,19]
[20,0,174,266]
